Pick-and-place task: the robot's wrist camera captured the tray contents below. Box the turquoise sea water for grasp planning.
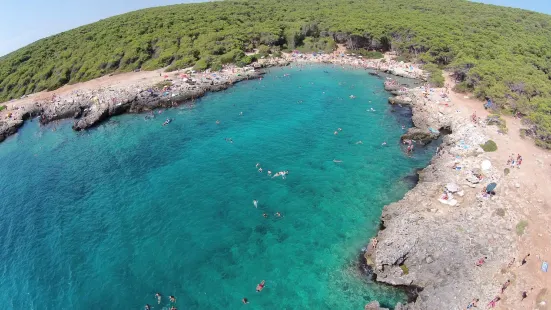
[0,65,435,309]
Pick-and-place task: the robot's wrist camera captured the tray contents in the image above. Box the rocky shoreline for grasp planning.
[362,79,523,309]
[0,52,421,144]
[0,59,290,143]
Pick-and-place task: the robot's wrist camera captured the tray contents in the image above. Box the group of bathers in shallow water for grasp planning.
[144,279,267,308]
[256,163,289,179]
[145,293,176,310]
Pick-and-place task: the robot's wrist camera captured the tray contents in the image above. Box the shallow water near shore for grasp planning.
[0,65,436,309]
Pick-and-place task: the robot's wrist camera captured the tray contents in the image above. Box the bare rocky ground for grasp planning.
[366,78,551,310]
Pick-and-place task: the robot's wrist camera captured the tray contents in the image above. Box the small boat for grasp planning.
[162,118,172,126]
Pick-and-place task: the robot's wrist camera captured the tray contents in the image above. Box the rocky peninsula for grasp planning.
[364,73,551,309]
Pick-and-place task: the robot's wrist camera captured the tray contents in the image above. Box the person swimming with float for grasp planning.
[169,295,176,303]
[256,280,266,292]
[253,200,258,208]
[155,293,162,304]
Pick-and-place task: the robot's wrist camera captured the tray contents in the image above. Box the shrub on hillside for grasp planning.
[480,140,498,152]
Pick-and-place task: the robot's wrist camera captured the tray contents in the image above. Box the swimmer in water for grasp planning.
[145,305,151,310]
[256,280,266,292]
[333,159,342,163]
[170,296,176,303]
[334,131,338,135]
[258,168,263,173]
[267,170,272,176]
[170,307,177,310]
[216,120,220,124]
[356,141,363,144]
[242,298,249,304]
[275,212,281,217]
[382,142,387,146]
[272,172,281,178]
[256,163,260,168]
[263,213,268,218]
[253,200,258,208]
[155,293,162,304]
[240,112,243,116]
[338,128,342,131]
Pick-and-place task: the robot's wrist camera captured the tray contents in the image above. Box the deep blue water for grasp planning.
[0,65,435,309]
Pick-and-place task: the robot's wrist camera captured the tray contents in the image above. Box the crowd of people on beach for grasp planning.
[507,153,523,169]
[284,50,422,79]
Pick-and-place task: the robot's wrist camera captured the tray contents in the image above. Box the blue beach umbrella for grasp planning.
[486,182,497,192]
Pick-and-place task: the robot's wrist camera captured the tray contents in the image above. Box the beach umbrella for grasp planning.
[486,182,497,192]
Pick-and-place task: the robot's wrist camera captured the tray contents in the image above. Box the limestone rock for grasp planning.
[401,128,438,143]
[389,96,413,105]
[365,301,390,310]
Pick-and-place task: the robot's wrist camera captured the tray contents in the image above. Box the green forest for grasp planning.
[2,0,551,146]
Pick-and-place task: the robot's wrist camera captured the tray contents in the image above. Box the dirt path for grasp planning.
[445,73,551,309]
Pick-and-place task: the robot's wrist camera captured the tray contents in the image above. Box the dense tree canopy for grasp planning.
[2,0,551,146]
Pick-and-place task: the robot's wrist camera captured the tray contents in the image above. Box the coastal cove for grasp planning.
[0,66,438,309]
